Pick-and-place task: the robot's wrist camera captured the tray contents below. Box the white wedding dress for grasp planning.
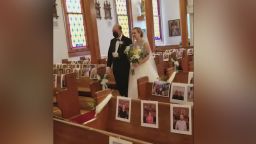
[128,39,159,99]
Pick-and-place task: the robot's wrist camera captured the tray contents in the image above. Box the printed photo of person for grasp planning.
[141,100,158,128]
[170,83,188,104]
[187,85,194,103]
[171,104,192,135]
[116,96,131,123]
[168,19,181,37]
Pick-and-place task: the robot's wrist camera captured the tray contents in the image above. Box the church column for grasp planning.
[145,0,155,52]
[179,0,189,71]
[83,0,101,63]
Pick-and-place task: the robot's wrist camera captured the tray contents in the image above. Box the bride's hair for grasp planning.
[132,27,143,37]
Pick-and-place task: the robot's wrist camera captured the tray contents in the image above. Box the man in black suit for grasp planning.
[107,24,132,97]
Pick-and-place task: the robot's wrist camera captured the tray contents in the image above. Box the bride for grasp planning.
[128,27,159,99]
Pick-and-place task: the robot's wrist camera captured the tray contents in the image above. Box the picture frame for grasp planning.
[170,83,188,104]
[152,81,171,97]
[170,104,192,135]
[115,96,131,123]
[104,0,112,19]
[168,19,181,37]
[109,136,133,144]
[141,100,159,128]
[95,1,101,19]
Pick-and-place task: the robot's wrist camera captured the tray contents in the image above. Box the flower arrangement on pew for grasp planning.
[96,65,109,90]
[124,44,149,75]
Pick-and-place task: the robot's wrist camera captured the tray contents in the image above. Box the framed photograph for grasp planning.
[109,136,133,144]
[152,81,171,97]
[141,100,158,128]
[170,83,188,104]
[53,74,57,88]
[163,52,169,61]
[115,96,131,123]
[187,85,194,104]
[168,19,181,37]
[171,104,192,135]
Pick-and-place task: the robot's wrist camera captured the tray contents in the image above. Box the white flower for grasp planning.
[134,54,140,59]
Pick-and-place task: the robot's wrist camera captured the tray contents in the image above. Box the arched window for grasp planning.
[153,0,162,41]
[62,0,88,57]
[115,0,132,37]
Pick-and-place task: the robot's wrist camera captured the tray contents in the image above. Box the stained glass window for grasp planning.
[64,0,87,48]
[115,0,130,37]
[153,0,162,41]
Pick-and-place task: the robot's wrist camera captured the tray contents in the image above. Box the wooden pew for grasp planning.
[137,71,190,103]
[54,118,152,144]
[55,73,81,119]
[84,91,193,144]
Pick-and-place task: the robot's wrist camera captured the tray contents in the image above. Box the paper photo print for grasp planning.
[171,104,192,135]
[141,100,159,128]
[116,96,131,123]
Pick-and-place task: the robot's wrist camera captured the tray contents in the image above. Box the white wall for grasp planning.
[97,0,117,57]
[161,0,181,45]
[53,0,184,62]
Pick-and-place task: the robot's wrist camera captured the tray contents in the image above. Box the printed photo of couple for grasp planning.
[152,81,171,97]
[170,83,188,104]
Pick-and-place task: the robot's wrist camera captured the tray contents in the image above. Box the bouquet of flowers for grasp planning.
[124,44,149,75]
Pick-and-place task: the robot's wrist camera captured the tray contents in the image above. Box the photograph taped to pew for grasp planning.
[116,96,131,123]
[109,136,133,144]
[176,49,184,60]
[187,48,193,56]
[90,66,98,80]
[171,104,192,135]
[187,85,194,104]
[163,52,170,61]
[53,74,57,88]
[188,72,194,84]
[65,68,72,74]
[141,100,159,128]
[73,68,80,79]
[60,74,67,89]
[170,83,188,104]
[152,81,171,97]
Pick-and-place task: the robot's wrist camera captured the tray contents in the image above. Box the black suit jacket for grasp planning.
[107,35,132,69]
